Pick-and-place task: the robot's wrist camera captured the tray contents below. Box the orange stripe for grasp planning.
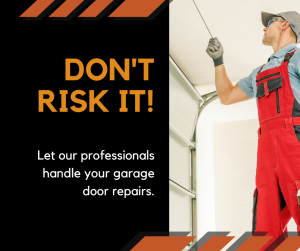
[79,0,113,17]
[236,236,272,251]
[131,236,195,251]
[20,0,55,17]
[197,236,235,251]
[109,0,165,18]
[50,0,84,17]
[274,237,300,251]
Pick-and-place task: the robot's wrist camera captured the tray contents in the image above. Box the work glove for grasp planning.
[206,37,224,67]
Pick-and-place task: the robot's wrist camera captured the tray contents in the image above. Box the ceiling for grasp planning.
[170,0,300,95]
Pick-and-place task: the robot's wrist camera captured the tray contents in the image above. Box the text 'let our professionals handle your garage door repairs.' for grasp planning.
[39,150,156,198]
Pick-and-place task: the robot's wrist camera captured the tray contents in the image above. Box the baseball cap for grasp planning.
[261,11,300,43]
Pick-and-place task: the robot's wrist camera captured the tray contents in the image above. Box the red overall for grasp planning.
[252,49,300,250]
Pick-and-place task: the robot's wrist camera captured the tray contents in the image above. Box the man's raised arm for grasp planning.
[206,38,251,105]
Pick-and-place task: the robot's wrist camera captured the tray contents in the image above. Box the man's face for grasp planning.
[262,16,283,45]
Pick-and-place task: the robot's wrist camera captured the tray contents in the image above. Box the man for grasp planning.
[206,11,300,250]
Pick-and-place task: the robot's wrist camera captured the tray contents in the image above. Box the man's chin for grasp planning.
[262,38,271,46]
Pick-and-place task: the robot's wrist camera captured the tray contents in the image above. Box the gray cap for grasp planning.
[261,11,300,43]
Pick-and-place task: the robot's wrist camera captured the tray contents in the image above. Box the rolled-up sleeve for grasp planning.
[237,67,259,99]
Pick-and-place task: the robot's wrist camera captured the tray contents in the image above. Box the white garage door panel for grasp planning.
[170,109,193,141]
[170,131,191,161]
[169,65,199,141]
[170,193,191,215]
[169,99,198,142]
[170,152,190,176]
[169,62,200,102]
[170,166,190,190]
[169,66,199,104]
[169,211,190,230]
[170,223,191,232]
[170,186,192,231]
[169,78,198,118]
[170,92,197,131]
[170,131,191,189]
[169,57,199,241]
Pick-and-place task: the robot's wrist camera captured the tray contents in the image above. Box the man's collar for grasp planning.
[267,43,297,62]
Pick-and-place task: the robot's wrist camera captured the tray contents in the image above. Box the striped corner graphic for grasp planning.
[131,236,196,251]
[79,0,113,17]
[20,0,166,19]
[49,0,84,17]
[109,0,165,17]
[124,232,300,251]
[20,0,55,17]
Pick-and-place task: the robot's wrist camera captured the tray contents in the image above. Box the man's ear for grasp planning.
[281,20,290,31]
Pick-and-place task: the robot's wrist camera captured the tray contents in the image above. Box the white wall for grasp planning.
[213,119,259,236]
[196,98,258,237]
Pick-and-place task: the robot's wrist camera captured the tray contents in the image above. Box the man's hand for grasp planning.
[206,37,224,67]
[205,38,250,105]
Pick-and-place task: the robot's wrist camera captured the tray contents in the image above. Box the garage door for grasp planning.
[169,56,202,248]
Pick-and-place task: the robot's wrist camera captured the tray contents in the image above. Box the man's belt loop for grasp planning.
[257,127,261,138]
[285,118,294,131]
